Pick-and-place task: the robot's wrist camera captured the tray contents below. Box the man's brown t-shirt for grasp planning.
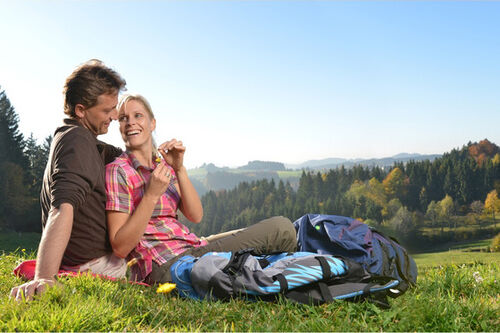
[40,119,122,266]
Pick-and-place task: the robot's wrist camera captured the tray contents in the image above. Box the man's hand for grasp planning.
[10,278,57,302]
[9,203,73,303]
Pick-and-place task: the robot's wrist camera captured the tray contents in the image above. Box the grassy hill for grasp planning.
[1,239,498,331]
[187,167,302,195]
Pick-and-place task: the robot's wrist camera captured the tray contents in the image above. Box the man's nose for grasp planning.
[110,108,118,121]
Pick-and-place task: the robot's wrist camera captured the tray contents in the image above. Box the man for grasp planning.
[10,59,127,301]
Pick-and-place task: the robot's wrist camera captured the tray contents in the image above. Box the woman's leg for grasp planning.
[201,228,245,243]
[147,216,297,284]
[187,215,297,256]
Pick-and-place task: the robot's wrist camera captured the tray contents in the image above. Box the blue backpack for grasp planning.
[171,249,402,308]
[293,214,418,295]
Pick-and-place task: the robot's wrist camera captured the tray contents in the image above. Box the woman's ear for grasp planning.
[151,118,156,132]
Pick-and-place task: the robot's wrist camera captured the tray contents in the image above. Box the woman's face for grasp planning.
[118,99,156,151]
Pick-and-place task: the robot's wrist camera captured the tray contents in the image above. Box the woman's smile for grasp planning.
[118,99,156,151]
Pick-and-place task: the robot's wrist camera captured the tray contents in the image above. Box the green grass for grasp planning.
[414,247,499,269]
[448,239,492,250]
[1,245,499,331]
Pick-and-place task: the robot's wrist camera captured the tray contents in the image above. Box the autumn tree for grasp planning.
[492,153,500,166]
[484,190,500,232]
[383,167,409,200]
[468,139,499,166]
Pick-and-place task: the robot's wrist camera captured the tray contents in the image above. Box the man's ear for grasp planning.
[74,104,85,119]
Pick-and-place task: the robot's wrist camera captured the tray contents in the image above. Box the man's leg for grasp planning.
[61,253,127,278]
[147,216,297,284]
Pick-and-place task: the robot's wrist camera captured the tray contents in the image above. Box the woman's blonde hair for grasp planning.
[118,93,158,159]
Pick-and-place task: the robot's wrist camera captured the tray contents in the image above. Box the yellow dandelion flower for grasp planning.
[127,258,138,267]
[156,282,176,294]
[155,155,162,163]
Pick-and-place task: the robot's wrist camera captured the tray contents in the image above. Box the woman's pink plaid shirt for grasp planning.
[105,152,207,281]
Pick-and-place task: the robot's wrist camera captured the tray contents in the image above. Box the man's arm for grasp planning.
[10,203,73,302]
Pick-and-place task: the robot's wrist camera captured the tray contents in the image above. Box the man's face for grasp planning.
[77,93,118,136]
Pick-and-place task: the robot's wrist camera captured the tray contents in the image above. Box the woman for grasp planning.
[105,94,296,283]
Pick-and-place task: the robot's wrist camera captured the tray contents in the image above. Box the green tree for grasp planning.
[439,194,455,231]
[470,200,484,229]
[425,201,440,228]
[25,134,52,196]
[0,86,37,231]
[0,87,28,168]
[0,162,38,231]
[389,206,415,237]
[419,187,429,212]
[382,198,402,221]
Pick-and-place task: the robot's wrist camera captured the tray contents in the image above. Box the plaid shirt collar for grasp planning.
[125,151,158,172]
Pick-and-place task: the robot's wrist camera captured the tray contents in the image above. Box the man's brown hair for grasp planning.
[63,59,126,118]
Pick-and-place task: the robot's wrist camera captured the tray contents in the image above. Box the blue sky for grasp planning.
[1,1,499,168]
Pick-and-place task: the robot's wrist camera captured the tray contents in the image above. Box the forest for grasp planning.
[1,86,499,251]
[188,139,499,250]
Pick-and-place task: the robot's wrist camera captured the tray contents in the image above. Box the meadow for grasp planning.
[0,238,498,332]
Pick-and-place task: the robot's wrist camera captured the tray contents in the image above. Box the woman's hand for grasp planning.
[145,162,171,200]
[158,139,186,172]
[158,139,203,223]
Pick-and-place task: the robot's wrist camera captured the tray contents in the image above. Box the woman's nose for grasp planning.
[127,116,136,125]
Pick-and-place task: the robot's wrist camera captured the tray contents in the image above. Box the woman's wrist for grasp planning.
[174,165,187,175]
[143,191,162,204]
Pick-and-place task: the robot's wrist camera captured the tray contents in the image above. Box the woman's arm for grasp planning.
[159,139,203,223]
[175,166,203,223]
[107,163,172,258]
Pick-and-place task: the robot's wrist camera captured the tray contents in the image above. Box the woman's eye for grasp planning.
[118,116,127,122]
[135,113,143,118]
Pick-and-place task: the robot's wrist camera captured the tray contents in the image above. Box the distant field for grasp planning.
[0,232,40,254]
[277,170,303,178]
[414,248,499,268]
[188,167,302,178]
[412,237,499,269]
[186,167,207,178]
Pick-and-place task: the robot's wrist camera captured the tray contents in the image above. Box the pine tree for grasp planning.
[0,87,28,168]
[0,86,36,231]
[25,134,52,196]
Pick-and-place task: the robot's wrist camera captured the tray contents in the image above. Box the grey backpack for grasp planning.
[171,249,401,308]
